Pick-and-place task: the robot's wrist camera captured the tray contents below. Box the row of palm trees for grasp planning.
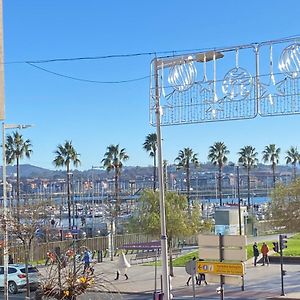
[52,142,129,229]
[143,134,300,207]
[4,130,300,226]
[4,132,130,229]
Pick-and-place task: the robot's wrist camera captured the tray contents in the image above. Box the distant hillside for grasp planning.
[1,163,296,180]
[1,164,58,178]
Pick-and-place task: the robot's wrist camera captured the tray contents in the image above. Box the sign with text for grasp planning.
[197,261,245,276]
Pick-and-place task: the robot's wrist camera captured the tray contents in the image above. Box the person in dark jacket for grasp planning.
[197,259,208,285]
[253,242,259,266]
[82,249,91,273]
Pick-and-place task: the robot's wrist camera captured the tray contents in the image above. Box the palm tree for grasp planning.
[143,133,157,191]
[238,146,258,208]
[262,144,280,188]
[208,142,230,206]
[53,140,80,229]
[101,144,129,216]
[6,131,33,216]
[175,148,199,209]
[285,146,300,181]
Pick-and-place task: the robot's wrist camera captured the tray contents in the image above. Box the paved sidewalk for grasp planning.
[89,253,300,299]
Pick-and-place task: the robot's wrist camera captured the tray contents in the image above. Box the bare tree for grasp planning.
[3,201,50,298]
[36,253,113,299]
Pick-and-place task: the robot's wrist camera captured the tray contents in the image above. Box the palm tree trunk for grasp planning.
[16,157,20,220]
[218,166,222,206]
[293,164,297,181]
[186,165,191,211]
[115,168,119,217]
[247,167,251,208]
[153,153,157,191]
[272,163,276,188]
[67,164,71,229]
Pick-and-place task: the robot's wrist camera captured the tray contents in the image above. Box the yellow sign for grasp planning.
[197,261,245,276]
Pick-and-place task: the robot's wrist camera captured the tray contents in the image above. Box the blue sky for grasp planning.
[2,1,300,170]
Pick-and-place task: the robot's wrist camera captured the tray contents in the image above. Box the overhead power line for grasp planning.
[7,34,300,85]
[27,62,151,84]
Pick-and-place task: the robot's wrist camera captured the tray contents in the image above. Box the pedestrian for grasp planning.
[253,242,259,266]
[115,252,130,280]
[45,250,56,266]
[186,257,197,286]
[82,249,91,273]
[8,254,13,264]
[261,242,270,266]
[197,259,208,286]
[197,273,208,286]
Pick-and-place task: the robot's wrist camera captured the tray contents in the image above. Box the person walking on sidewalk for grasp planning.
[197,259,208,286]
[253,242,259,266]
[261,242,270,266]
[82,249,92,273]
[115,252,131,280]
[186,257,197,286]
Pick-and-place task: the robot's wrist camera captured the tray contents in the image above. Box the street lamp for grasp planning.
[2,122,32,300]
[153,52,223,299]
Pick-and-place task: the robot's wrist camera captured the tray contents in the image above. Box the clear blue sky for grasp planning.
[3,1,300,170]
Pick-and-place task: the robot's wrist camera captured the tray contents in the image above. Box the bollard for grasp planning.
[98,250,103,263]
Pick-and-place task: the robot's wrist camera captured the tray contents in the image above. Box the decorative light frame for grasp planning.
[150,36,300,126]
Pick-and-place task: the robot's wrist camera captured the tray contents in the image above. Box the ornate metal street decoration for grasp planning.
[167,56,197,92]
[206,52,224,118]
[150,36,300,126]
[259,44,285,105]
[279,43,300,79]
[198,53,213,95]
[222,48,253,100]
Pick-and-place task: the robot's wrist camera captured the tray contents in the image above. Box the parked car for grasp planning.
[0,264,40,294]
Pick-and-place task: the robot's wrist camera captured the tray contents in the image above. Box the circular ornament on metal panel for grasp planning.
[279,43,300,79]
[222,67,253,100]
[168,57,197,92]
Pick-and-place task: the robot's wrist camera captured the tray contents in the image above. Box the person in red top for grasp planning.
[261,242,270,266]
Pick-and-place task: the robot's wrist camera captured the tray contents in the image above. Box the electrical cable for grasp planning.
[27,62,151,84]
[15,34,300,85]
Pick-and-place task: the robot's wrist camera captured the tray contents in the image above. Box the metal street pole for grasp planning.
[237,165,242,235]
[154,58,170,300]
[279,235,285,296]
[2,122,8,300]
[236,165,245,291]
